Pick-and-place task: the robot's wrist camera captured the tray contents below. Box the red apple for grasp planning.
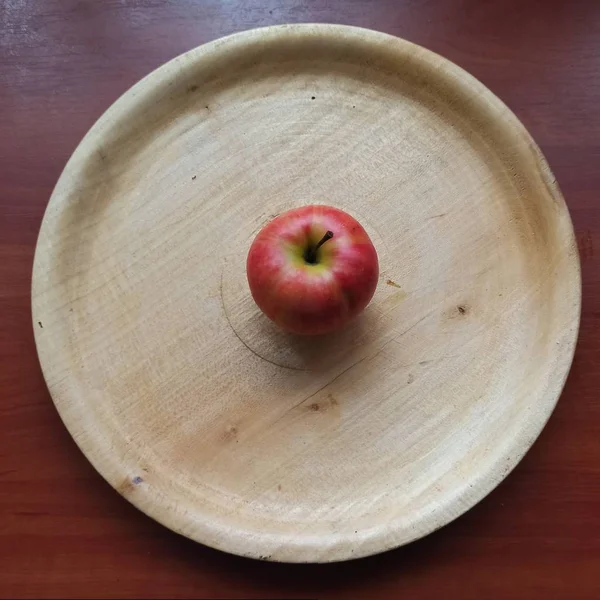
[246,205,379,335]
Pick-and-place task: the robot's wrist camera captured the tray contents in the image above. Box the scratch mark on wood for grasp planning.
[269,354,370,427]
[396,313,429,338]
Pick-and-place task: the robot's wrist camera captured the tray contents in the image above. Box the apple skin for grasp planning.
[246,205,379,335]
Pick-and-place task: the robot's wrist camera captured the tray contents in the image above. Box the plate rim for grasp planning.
[32,23,582,562]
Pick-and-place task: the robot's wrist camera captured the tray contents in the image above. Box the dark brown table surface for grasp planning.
[2,1,600,598]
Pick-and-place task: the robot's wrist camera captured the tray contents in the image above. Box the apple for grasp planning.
[246,205,379,335]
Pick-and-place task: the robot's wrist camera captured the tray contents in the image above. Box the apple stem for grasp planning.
[304,230,334,264]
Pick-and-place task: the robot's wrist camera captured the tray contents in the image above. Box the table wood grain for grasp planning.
[1,1,599,598]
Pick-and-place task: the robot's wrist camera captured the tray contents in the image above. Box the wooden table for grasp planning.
[1,1,599,598]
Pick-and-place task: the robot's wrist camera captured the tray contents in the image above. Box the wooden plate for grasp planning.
[32,25,581,562]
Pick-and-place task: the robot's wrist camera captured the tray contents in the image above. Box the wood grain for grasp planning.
[2,0,600,598]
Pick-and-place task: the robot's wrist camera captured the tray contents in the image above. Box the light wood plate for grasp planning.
[32,25,581,562]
